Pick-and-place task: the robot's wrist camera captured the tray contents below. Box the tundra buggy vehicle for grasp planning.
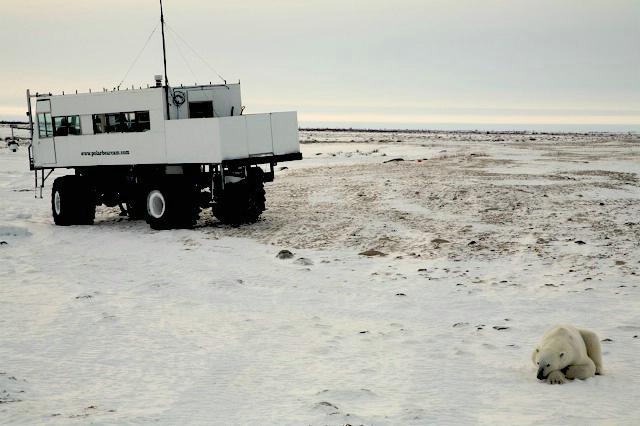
[27,1,302,230]
[26,79,301,229]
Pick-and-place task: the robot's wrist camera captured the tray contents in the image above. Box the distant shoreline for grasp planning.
[0,120,29,126]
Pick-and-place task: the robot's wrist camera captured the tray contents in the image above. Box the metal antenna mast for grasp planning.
[160,0,171,120]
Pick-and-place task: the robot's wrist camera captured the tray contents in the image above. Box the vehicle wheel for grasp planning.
[52,177,72,226]
[145,186,172,230]
[145,179,200,230]
[52,176,95,226]
[213,179,266,225]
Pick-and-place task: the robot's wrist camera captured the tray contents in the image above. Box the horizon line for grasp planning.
[3,120,638,134]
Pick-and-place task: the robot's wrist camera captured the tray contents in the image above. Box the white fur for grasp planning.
[531,323,604,384]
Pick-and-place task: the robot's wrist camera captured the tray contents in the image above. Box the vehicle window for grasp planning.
[93,114,106,134]
[53,115,81,136]
[134,111,151,131]
[38,113,53,138]
[67,115,81,135]
[189,101,214,118]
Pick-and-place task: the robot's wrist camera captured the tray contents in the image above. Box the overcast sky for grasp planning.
[1,0,638,130]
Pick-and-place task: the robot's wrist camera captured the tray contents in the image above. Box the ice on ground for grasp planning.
[1,130,639,425]
[0,225,31,237]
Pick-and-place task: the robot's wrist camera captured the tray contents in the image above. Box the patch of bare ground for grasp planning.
[200,135,639,275]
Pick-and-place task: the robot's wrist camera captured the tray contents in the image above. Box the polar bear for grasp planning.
[531,323,604,384]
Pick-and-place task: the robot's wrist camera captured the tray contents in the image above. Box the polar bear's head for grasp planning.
[534,348,566,380]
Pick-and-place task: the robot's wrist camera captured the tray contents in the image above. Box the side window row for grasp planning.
[93,111,150,134]
[37,111,151,138]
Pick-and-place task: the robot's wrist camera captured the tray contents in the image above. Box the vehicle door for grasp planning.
[34,99,57,165]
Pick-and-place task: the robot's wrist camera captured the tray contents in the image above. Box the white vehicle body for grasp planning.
[29,83,300,169]
[27,1,302,229]
[26,81,302,229]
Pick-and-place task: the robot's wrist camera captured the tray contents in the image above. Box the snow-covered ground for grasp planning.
[1,128,639,425]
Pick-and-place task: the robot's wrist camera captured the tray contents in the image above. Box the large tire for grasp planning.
[145,187,170,229]
[213,179,266,225]
[52,177,74,226]
[51,176,96,226]
[144,178,200,230]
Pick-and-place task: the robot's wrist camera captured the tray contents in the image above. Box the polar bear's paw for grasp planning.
[546,370,565,385]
